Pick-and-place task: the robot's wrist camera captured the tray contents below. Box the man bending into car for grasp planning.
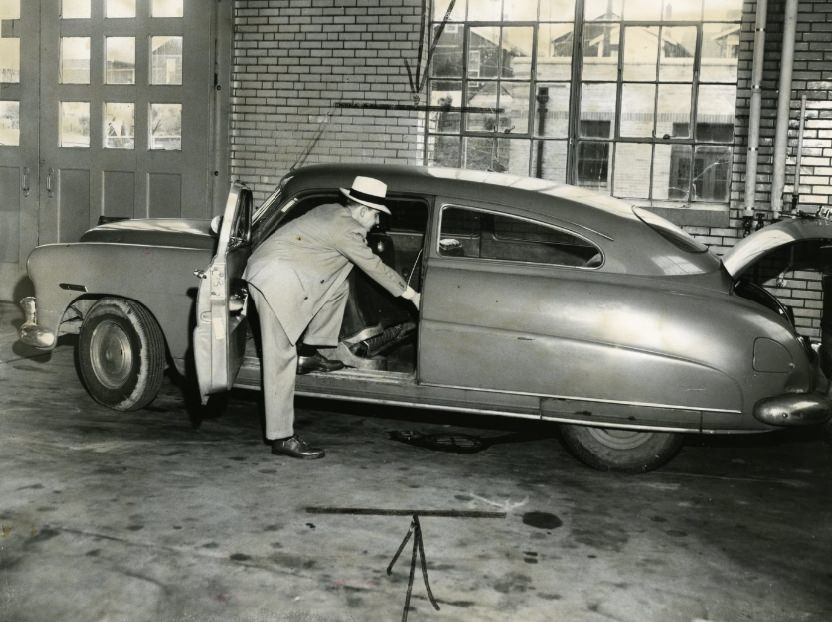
[243,176,421,459]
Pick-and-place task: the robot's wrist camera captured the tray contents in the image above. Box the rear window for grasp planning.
[633,207,708,253]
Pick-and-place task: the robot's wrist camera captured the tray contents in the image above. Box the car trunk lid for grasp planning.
[79,218,216,250]
[723,211,832,278]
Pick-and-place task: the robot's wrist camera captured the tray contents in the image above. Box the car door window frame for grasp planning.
[437,203,603,269]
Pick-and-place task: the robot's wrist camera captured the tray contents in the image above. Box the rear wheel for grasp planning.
[77,298,166,411]
[559,424,683,473]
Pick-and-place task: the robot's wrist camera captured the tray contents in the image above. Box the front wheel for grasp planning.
[77,298,166,411]
[559,424,683,473]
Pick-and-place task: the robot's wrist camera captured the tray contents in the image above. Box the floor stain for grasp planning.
[494,571,533,594]
[522,511,563,529]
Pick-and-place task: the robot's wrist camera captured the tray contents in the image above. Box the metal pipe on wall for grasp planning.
[771,0,800,219]
[743,0,769,220]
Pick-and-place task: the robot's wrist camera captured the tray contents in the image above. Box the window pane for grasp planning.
[106,0,135,18]
[62,0,90,19]
[468,0,501,20]
[579,83,615,137]
[151,0,183,18]
[582,24,618,81]
[503,0,538,21]
[656,83,692,139]
[429,80,462,132]
[433,0,465,21]
[428,134,461,167]
[491,213,600,266]
[104,102,134,149]
[469,28,500,78]
[701,24,739,83]
[0,101,20,146]
[703,0,742,20]
[539,0,575,21]
[662,0,702,20]
[60,101,90,148]
[502,27,533,78]
[621,84,656,138]
[0,38,20,83]
[659,26,696,82]
[430,24,462,78]
[654,144,692,200]
[465,81,497,131]
[105,37,135,84]
[585,0,622,20]
[441,206,483,239]
[623,0,661,21]
[150,36,183,85]
[534,83,570,138]
[0,1,20,19]
[501,138,531,175]
[501,81,530,134]
[531,139,568,182]
[60,37,90,84]
[623,26,658,82]
[696,84,736,142]
[464,136,525,174]
[537,24,573,80]
[692,145,731,201]
[150,103,181,150]
[576,140,610,190]
[613,143,651,198]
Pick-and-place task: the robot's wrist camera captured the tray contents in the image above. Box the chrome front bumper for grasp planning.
[18,297,57,348]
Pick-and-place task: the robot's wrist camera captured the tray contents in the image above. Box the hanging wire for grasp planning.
[288,107,336,172]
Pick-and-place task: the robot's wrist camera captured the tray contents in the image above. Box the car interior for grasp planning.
[245,191,429,376]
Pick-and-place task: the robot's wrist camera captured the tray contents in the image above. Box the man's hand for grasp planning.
[402,286,420,311]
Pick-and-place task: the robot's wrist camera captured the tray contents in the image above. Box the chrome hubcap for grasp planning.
[90,320,132,389]
[587,428,653,451]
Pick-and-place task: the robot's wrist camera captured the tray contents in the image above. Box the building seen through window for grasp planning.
[426,0,741,207]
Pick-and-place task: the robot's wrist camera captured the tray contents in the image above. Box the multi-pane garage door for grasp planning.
[0,0,223,299]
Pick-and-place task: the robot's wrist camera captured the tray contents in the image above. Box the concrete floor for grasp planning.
[1,301,831,622]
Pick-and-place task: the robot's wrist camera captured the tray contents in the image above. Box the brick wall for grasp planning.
[730,0,832,339]
[232,0,426,204]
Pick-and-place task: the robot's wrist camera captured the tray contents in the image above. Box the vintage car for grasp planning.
[18,164,832,472]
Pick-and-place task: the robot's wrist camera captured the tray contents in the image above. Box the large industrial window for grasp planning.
[425,0,741,208]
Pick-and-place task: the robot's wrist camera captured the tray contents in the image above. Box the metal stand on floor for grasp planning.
[305,506,506,620]
[387,514,439,621]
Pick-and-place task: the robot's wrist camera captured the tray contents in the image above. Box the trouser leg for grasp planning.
[248,286,295,440]
[303,280,349,347]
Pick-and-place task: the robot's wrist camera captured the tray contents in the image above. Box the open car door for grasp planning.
[193,183,253,403]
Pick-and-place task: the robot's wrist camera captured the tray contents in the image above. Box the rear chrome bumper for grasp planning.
[18,297,57,348]
[753,392,832,426]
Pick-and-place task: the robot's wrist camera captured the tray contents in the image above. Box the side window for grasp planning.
[439,205,602,268]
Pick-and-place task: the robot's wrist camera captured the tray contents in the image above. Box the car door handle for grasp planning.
[193,269,207,280]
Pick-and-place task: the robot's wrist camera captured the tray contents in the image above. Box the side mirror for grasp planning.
[210,215,223,236]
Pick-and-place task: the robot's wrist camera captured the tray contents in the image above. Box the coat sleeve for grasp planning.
[335,226,409,297]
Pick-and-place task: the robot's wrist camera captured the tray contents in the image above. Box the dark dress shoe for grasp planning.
[297,352,345,375]
[271,435,325,459]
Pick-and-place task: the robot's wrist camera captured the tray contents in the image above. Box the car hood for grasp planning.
[79,218,216,250]
[722,213,832,277]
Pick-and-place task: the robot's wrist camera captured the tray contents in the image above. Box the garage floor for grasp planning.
[1,301,831,622]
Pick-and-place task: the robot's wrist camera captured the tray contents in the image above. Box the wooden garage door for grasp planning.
[0,0,226,301]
